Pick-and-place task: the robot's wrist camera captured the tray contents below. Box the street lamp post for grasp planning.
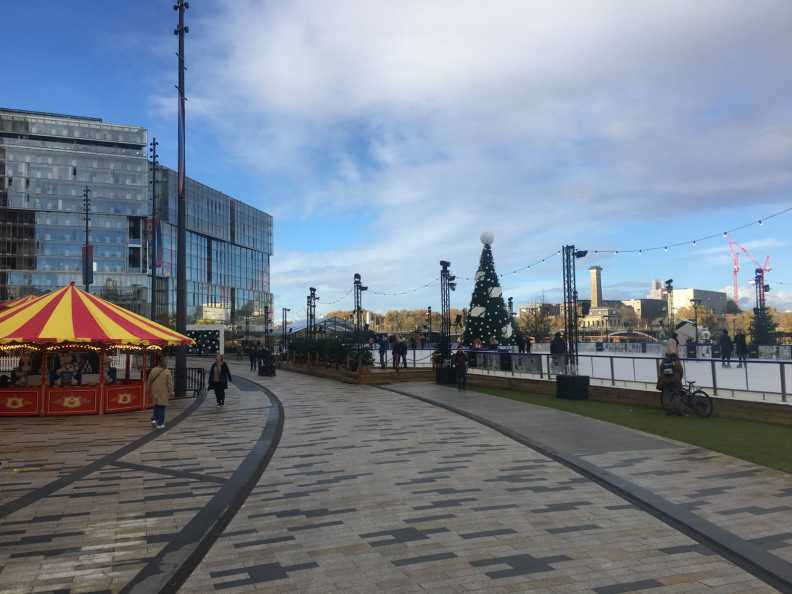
[690,298,702,357]
[174,0,189,398]
[353,274,367,345]
[263,305,270,349]
[149,138,159,321]
[282,307,290,353]
[82,186,92,293]
[665,279,674,333]
[426,306,432,348]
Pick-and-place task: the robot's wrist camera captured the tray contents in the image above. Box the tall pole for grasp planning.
[263,305,269,348]
[82,186,92,293]
[562,245,586,373]
[174,0,189,397]
[149,137,159,321]
[353,274,367,345]
[690,298,700,344]
[427,306,432,348]
[282,307,290,352]
[665,279,674,333]
[439,260,455,356]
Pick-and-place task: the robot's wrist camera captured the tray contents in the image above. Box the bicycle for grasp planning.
[660,380,714,418]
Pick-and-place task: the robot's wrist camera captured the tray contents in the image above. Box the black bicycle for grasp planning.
[660,380,714,418]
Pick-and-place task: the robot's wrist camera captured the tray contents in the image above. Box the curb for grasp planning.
[121,376,285,594]
[379,384,792,594]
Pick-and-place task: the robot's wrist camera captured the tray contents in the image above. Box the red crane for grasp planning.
[726,234,771,308]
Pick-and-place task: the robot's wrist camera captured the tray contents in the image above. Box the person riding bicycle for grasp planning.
[657,352,684,416]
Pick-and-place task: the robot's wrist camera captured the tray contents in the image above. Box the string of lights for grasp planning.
[458,249,562,281]
[296,204,792,310]
[317,287,353,306]
[589,204,792,255]
[369,279,439,296]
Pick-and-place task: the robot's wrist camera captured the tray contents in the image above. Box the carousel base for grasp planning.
[0,382,148,416]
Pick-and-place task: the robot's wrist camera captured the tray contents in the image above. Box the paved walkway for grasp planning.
[387,381,792,590]
[1,364,789,593]
[0,370,279,594]
[182,368,776,593]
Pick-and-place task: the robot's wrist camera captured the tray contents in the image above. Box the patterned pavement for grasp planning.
[389,381,792,593]
[181,368,777,593]
[0,368,277,594]
[2,363,787,593]
[584,448,792,565]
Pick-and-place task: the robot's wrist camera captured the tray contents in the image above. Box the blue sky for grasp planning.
[5,1,792,315]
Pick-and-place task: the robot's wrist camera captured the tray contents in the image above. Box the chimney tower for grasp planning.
[589,266,603,308]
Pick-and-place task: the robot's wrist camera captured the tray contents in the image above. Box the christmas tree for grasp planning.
[462,232,516,347]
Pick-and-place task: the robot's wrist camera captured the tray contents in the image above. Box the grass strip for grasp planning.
[474,386,792,474]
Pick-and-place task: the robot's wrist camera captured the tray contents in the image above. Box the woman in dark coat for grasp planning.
[208,354,233,406]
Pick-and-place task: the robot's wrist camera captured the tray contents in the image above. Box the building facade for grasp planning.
[0,107,272,325]
[671,288,727,316]
[621,298,667,324]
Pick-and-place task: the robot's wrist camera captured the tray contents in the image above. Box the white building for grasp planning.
[671,288,727,315]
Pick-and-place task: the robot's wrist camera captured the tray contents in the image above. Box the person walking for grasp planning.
[735,330,748,368]
[452,347,468,391]
[378,335,388,369]
[147,356,173,429]
[248,345,257,372]
[208,354,233,406]
[719,329,733,367]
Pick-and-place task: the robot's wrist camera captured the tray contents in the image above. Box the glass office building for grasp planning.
[0,107,272,325]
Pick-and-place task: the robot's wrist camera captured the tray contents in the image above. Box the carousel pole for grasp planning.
[98,349,105,415]
[141,347,148,411]
[39,349,46,417]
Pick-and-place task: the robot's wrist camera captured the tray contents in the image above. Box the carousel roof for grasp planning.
[0,283,194,347]
[0,295,39,310]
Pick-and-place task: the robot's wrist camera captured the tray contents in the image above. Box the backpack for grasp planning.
[660,359,675,376]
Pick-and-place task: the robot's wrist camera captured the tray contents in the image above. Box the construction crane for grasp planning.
[726,235,741,302]
[725,234,771,307]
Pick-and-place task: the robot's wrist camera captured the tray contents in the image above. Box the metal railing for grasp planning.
[465,351,790,405]
[367,347,790,404]
[167,366,206,399]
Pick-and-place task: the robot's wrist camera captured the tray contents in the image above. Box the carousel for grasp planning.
[0,283,193,417]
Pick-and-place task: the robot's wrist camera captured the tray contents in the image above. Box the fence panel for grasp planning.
[745,363,781,394]
[612,357,635,382]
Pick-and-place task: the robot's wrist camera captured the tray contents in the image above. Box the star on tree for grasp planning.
[463,232,516,347]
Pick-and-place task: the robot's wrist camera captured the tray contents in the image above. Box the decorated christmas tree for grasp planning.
[462,232,516,347]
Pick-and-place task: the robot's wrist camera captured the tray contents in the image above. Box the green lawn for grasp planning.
[474,386,792,474]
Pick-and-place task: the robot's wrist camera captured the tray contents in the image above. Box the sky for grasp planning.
[4,1,792,316]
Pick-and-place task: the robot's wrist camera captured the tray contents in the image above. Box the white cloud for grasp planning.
[176,0,792,310]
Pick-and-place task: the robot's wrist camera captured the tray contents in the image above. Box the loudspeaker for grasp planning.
[556,375,590,400]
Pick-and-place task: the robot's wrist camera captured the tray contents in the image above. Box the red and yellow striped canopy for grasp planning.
[0,295,38,310]
[0,283,194,347]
